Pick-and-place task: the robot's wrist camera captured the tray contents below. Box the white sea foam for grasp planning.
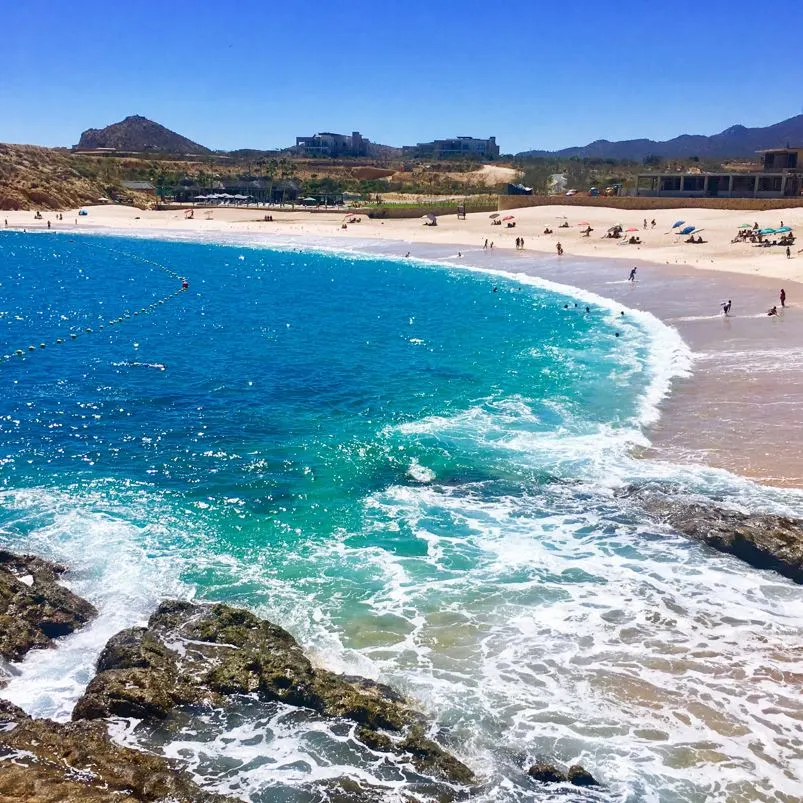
[0,484,190,719]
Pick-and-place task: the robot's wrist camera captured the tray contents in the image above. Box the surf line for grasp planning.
[0,240,190,364]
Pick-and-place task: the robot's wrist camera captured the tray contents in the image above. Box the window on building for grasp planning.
[732,176,755,193]
[758,176,782,192]
[660,176,681,191]
[682,176,705,191]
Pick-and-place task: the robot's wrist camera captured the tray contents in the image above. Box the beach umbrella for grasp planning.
[489,213,500,219]
[502,215,515,221]
[759,228,776,235]
[671,220,685,228]
[577,221,590,226]
[776,226,792,233]
[738,223,752,229]
[625,226,639,232]
[680,225,696,235]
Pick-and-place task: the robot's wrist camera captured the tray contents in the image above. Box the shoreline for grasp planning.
[3,204,803,487]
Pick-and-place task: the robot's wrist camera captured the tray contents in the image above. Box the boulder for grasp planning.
[0,699,236,802]
[0,550,97,666]
[74,600,475,787]
[527,762,567,783]
[567,763,600,786]
[618,487,803,583]
[527,761,600,787]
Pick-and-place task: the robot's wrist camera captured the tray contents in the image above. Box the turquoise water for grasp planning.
[1,232,801,802]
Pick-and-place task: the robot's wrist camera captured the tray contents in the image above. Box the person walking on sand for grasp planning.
[721,299,732,316]
[628,267,637,282]
[780,288,786,307]
[484,239,488,249]
[787,246,791,259]
[643,218,647,230]
[556,242,563,256]
[520,238,525,250]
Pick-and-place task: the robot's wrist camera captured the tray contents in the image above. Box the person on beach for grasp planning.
[787,246,791,259]
[628,267,637,282]
[556,242,563,256]
[651,219,656,228]
[722,299,732,316]
[768,306,778,316]
[490,242,494,249]
[483,239,488,249]
[780,288,786,307]
[643,218,647,230]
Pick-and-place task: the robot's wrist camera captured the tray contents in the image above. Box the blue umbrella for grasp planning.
[672,220,685,228]
[776,226,792,233]
[680,225,695,235]
[758,228,776,235]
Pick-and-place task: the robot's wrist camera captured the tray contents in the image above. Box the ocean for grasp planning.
[0,231,801,802]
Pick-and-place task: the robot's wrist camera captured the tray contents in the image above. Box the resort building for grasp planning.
[403,136,500,160]
[294,131,369,157]
[636,147,803,199]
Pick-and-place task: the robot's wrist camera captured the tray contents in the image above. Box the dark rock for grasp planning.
[0,700,236,802]
[619,488,803,583]
[74,600,475,787]
[527,762,567,783]
[0,550,97,667]
[567,763,600,786]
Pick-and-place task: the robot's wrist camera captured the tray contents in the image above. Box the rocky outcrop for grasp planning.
[73,600,474,787]
[75,115,210,154]
[0,550,97,666]
[619,487,803,583]
[0,698,235,802]
[527,761,600,787]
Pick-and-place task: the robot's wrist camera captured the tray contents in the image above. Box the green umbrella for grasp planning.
[738,223,752,229]
[776,226,792,233]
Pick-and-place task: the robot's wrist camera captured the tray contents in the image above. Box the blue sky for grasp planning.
[3,0,802,154]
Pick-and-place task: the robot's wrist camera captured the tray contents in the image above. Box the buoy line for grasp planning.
[1,239,190,365]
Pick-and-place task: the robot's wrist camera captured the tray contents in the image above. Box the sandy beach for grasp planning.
[5,202,802,282]
[4,202,803,487]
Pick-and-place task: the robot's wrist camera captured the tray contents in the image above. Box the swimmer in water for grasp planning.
[768,305,778,317]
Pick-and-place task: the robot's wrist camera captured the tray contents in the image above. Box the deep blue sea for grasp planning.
[1,231,801,802]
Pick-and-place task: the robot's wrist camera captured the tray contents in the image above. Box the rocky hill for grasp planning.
[75,115,210,154]
[519,114,803,161]
[0,143,159,210]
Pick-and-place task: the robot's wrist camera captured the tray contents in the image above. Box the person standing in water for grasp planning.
[780,288,786,307]
[721,299,732,316]
[628,267,637,282]
[556,242,563,256]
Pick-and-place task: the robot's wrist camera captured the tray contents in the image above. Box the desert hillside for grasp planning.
[0,144,157,210]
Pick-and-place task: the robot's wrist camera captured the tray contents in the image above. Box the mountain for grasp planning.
[74,115,210,154]
[517,115,803,161]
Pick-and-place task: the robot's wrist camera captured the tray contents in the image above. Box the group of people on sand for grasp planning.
[720,288,787,318]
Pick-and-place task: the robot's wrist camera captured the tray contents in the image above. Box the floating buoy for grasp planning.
[28,345,36,351]
[15,349,23,356]
[70,333,77,339]
[85,328,93,333]
[39,343,46,349]
[55,339,63,344]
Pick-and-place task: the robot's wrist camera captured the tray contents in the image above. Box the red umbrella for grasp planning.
[502,215,515,221]
[577,221,590,226]
[625,227,639,232]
